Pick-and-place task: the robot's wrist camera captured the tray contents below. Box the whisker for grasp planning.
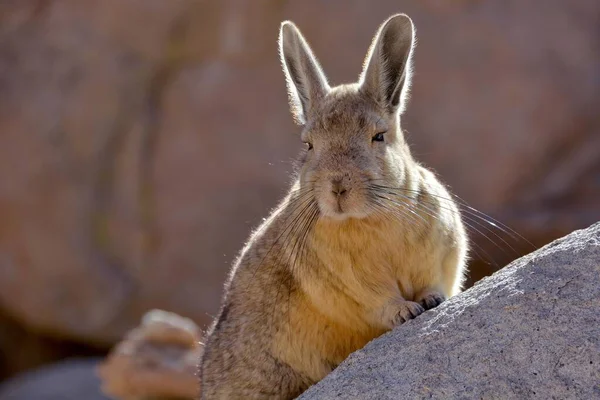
[371,188,508,267]
[371,197,425,230]
[372,193,428,225]
[370,182,534,249]
[249,190,317,282]
[264,195,319,335]
[372,186,521,257]
[278,202,319,334]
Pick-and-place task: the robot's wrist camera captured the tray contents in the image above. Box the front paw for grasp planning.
[392,301,425,326]
[417,292,446,310]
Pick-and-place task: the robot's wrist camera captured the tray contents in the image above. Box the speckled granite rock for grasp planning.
[299,222,600,399]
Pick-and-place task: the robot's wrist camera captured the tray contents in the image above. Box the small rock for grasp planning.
[97,309,201,399]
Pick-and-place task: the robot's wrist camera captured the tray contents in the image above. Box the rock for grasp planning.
[97,309,201,399]
[0,359,108,400]
[0,0,598,351]
[299,222,600,399]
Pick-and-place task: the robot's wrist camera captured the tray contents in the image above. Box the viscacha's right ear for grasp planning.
[279,21,330,125]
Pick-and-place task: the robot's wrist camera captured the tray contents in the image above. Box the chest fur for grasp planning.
[272,216,452,382]
[309,217,443,300]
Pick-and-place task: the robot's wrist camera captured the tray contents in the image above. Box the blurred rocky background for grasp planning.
[0,0,598,397]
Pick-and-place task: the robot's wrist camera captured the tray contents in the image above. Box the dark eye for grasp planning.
[372,132,385,142]
[305,142,313,150]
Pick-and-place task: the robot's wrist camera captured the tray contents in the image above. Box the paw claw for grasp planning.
[419,293,446,310]
[393,301,425,325]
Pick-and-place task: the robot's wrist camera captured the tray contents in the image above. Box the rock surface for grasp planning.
[0,359,108,400]
[299,222,600,399]
[0,0,598,356]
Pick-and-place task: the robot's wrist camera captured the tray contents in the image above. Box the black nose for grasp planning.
[331,179,348,196]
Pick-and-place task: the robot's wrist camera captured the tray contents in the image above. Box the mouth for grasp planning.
[313,178,374,221]
[317,198,370,221]
[326,209,349,221]
[335,198,344,214]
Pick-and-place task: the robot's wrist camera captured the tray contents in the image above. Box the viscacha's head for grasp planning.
[279,14,416,220]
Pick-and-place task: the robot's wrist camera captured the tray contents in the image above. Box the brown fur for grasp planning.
[199,14,468,399]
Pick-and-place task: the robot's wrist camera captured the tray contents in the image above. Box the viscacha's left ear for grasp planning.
[359,14,415,115]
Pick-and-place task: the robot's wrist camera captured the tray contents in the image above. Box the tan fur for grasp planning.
[199,14,468,399]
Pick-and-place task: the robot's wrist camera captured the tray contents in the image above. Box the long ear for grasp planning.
[279,21,330,125]
[359,14,415,114]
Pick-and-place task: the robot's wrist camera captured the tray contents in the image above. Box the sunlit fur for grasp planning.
[200,14,468,399]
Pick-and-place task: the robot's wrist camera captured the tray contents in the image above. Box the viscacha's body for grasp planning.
[200,14,468,399]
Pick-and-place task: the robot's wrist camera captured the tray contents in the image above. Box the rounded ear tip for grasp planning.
[384,13,414,32]
[280,21,299,36]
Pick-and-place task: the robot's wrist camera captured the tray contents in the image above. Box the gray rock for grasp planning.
[299,222,600,400]
[0,358,109,400]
